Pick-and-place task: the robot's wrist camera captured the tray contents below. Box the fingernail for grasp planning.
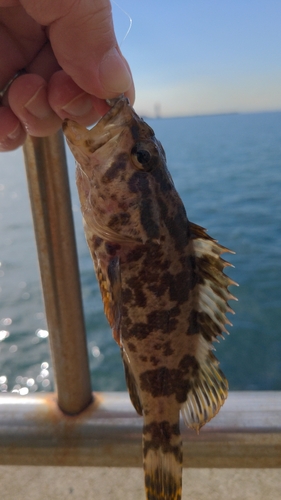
[62,92,93,116]
[7,122,21,140]
[99,48,132,93]
[24,85,51,119]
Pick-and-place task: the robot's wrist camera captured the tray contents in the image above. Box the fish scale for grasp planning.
[63,95,237,500]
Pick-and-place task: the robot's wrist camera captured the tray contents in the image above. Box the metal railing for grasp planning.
[0,132,280,468]
[0,391,280,467]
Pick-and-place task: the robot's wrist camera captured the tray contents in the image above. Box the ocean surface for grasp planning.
[0,111,280,395]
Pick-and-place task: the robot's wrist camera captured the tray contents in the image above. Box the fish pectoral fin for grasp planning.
[181,352,228,433]
[95,255,122,346]
[121,349,143,415]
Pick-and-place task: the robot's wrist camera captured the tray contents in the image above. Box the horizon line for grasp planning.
[137,109,281,120]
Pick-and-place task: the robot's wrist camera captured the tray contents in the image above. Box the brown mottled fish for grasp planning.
[62,96,237,500]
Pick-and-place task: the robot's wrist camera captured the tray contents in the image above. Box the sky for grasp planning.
[111,0,281,117]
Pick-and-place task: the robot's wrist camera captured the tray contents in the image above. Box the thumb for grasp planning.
[20,0,133,97]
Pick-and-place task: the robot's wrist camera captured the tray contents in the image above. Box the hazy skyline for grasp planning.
[112,0,281,117]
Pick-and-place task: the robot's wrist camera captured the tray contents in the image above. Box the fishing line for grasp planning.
[112,0,133,46]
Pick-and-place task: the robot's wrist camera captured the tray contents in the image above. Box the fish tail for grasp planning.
[143,419,182,500]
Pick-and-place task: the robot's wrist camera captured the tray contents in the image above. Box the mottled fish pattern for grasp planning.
[63,96,237,500]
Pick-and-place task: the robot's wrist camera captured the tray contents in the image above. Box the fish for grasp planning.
[62,95,237,500]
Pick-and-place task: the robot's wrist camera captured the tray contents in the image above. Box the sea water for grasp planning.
[0,111,280,394]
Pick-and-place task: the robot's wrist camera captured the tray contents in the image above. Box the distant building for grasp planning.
[154,103,161,118]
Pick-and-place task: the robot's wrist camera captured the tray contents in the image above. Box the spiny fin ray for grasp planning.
[181,357,228,432]
[181,222,235,432]
[190,221,237,345]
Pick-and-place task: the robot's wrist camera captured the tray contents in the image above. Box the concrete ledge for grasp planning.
[0,391,280,467]
[0,467,280,500]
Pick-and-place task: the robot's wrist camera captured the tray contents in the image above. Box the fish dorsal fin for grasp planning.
[181,222,237,432]
[189,221,237,340]
[94,254,122,346]
[121,348,143,415]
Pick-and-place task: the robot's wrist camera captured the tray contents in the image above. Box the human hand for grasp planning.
[0,0,134,151]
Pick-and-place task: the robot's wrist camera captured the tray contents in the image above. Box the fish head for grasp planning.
[62,96,174,244]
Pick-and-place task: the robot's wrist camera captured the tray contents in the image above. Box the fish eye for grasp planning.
[131,144,153,171]
[136,149,151,164]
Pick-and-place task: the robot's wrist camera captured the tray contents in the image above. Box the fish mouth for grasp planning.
[91,94,130,131]
[62,95,133,154]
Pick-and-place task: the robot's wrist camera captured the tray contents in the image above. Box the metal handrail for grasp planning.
[0,391,280,467]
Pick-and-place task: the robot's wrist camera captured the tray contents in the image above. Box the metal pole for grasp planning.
[23,132,92,415]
